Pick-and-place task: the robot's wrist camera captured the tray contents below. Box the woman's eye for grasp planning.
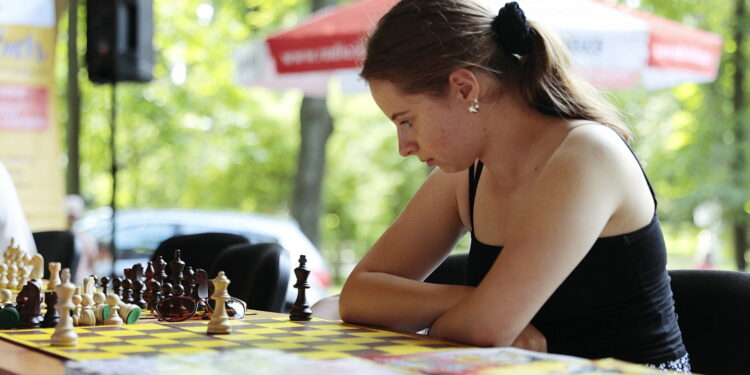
[399,120,412,127]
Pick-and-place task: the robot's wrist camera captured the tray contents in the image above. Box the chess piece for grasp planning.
[47,262,62,291]
[72,291,82,326]
[29,254,44,281]
[182,266,194,296]
[0,305,20,329]
[207,271,232,334]
[161,282,173,298]
[78,294,96,326]
[132,278,146,308]
[147,281,161,311]
[41,291,60,328]
[100,276,110,295]
[51,269,78,346]
[0,263,7,289]
[144,261,156,290]
[83,276,97,297]
[0,289,12,306]
[112,276,122,297]
[169,249,186,287]
[155,256,168,283]
[6,261,17,290]
[117,300,142,324]
[17,280,43,328]
[121,279,134,304]
[103,294,124,325]
[290,255,313,321]
[93,292,108,324]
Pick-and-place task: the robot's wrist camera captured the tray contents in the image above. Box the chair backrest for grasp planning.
[150,232,249,277]
[668,269,750,374]
[425,252,469,285]
[210,242,290,313]
[32,231,80,280]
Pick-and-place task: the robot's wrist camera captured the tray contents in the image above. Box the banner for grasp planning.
[0,0,65,230]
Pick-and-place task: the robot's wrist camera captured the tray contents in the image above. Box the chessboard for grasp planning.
[0,315,463,361]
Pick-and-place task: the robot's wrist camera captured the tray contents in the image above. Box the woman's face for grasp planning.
[369,79,479,173]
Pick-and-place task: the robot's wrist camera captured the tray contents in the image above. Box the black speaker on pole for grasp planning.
[86,0,154,84]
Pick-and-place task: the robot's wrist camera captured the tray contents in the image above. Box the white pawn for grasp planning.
[72,288,82,326]
[93,292,107,324]
[6,261,17,290]
[207,271,232,334]
[0,264,7,289]
[47,262,61,291]
[78,294,97,326]
[0,289,12,306]
[51,269,78,346]
[103,294,123,326]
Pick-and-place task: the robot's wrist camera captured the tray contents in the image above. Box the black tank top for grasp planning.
[466,160,687,365]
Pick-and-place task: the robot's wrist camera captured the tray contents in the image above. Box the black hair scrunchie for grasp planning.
[491,2,532,56]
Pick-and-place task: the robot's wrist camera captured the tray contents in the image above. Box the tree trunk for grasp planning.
[291,0,338,247]
[731,0,748,271]
[293,98,333,247]
[66,0,81,195]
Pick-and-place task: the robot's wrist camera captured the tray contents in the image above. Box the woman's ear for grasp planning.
[448,68,480,101]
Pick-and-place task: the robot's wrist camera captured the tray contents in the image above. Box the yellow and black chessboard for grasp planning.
[0,316,464,361]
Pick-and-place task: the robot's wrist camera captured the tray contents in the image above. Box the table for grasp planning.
[0,310,664,375]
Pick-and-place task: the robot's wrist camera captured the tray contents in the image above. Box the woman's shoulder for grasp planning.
[555,122,633,162]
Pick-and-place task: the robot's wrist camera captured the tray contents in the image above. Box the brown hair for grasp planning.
[360,0,631,141]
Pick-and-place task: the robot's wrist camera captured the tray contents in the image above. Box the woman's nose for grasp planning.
[397,130,417,157]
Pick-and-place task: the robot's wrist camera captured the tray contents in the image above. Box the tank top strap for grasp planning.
[622,142,658,209]
[468,160,484,229]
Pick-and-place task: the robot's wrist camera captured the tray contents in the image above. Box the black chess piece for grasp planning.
[132,263,144,280]
[145,261,156,290]
[41,291,59,328]
[100,276,110,296]
[290,255,313,321]
[121,279,134,304]
[17,281,43,329]
[193,269,208,300]
[132,279,147,308]
[155,256,168,283]
[169,249,186,287]
[161,282,173,298]
[147,281,161,311]
[112,276,122,297]
[182,266,195,296]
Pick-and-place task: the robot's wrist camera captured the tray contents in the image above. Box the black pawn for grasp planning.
[132,279,147,308]
[161,282,173,298]
[100,276,110,296]
[289,255,312,321]
[147,281,161,311]
[121,279,134,304]
[169,249,185,287]
[41,291,59,328]
[182,266,195,296]
[112,276,122,297]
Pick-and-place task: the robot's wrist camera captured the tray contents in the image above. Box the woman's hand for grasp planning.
[509,323,547,352]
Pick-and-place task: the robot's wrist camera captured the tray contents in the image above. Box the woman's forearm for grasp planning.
[339,271,473,332]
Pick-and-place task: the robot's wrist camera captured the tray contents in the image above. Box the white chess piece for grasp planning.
[207,271,232,334]
[72,290,82,326]
[78,294,97,326]
[51,269,78,346]
[83,276,96,297]
[93,292,107,324]
[0,264,7,289]
[0,289,12,306]
[103,294,124,326]
[30,254,44,281]
[47,262,61,291]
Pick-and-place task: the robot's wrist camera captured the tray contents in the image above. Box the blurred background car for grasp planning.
[76,207,332,308]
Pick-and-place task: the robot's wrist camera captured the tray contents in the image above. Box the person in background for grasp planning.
[65,194,101,281]
[0,160,37,256]
[338,0,689,372]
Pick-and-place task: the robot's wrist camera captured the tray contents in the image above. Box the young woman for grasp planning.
[338,0,689,372]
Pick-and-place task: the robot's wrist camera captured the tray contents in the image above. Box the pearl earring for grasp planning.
[468,98,480,113]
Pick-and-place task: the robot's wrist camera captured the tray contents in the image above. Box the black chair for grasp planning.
[210,242,290,313]
[669,269,750,375]
[150,232,249,276]
[32,231,80,280]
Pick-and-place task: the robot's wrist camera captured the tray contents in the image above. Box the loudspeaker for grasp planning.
[86,0,154,84]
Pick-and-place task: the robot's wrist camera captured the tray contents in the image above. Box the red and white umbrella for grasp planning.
[235,0,722,96]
